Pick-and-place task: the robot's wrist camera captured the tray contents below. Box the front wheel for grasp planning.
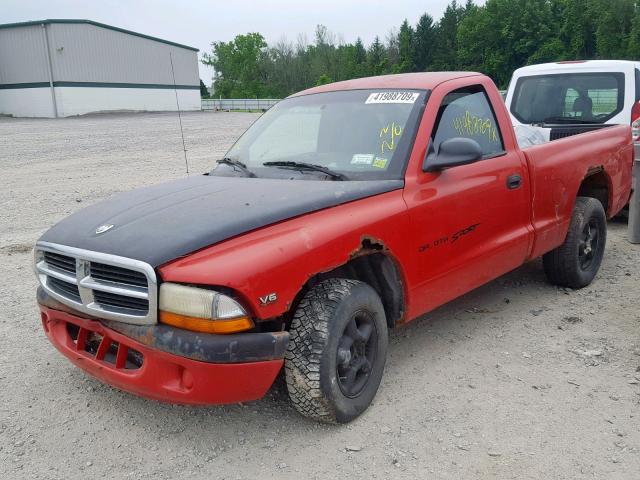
[284,278,388,423]
[543,196,607,288]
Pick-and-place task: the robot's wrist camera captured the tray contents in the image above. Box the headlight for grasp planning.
[159,283,253,334]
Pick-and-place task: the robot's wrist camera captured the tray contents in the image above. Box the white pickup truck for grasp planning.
[505,60,640,148]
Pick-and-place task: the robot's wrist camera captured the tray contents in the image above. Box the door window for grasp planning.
[431,86,505,158]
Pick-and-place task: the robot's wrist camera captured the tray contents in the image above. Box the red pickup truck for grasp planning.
[35,72,633,423]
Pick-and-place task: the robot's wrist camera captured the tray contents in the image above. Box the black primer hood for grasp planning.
[39,175,403,267]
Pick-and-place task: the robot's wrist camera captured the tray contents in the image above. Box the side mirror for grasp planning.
[423,137,483,172]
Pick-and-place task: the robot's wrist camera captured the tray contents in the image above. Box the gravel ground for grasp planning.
[1,111,639,479]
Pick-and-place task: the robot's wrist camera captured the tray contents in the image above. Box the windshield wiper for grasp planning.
[262,161,348,180]
[541,116,600,125]
[216,158,256,178]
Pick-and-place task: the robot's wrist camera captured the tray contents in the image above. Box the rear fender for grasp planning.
[525,125,632,259]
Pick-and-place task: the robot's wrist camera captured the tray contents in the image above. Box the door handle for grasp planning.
[506,174,522,190]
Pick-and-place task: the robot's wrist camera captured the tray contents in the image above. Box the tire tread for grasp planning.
[284,278,360,423]
[543,196,606,288]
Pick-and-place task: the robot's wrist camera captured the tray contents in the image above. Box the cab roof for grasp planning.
[290,72,483,97]
[513,60,640,75]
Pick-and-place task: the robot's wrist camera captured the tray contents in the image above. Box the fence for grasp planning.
[201,98,280,111]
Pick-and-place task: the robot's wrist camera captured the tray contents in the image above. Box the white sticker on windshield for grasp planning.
[365,91,419,104]
[351,154,374,165]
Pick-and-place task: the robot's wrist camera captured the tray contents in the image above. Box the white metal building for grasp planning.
[0,19,201,118]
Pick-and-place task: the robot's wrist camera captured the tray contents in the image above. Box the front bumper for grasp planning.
[38,302,287,405]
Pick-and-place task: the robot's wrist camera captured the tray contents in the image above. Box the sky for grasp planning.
[3,0,471,83]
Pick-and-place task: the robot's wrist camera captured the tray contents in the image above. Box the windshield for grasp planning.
[216,89,428,180]
[510,72,625,124]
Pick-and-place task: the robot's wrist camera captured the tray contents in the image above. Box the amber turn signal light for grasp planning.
[159,311,254,334]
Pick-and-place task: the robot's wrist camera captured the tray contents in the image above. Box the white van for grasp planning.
[505,60,640,145]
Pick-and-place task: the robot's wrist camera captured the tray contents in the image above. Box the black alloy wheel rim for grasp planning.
[336,310,378,398]
[578,219,599,270]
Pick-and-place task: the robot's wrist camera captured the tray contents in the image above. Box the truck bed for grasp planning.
[522,124,633,259]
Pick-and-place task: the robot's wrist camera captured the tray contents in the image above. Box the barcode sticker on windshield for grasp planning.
[365,91,419,104]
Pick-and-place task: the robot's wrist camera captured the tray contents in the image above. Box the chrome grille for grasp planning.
[49,276,81,302]
[43,251,76,274]
[93,290,149,312]
[35,242,158,325]
[90,262,148,287]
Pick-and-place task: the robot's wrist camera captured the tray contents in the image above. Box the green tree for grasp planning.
[628,2,640,58]
[202,33,270,97]
[199,79,209,98]
[414,13,436,71]
[316,73,333,85]
[594,0,635,58]
[264,38,298,97]
[432,0,466,70]
[202,0,640,98]
[367,36,387,75]
[558,0,596,59]
[354,38,366,65]
[457,0,559,87]
[396,19,415,73]
[307,25,337,85]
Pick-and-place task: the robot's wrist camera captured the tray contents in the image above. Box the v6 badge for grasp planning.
[259,292,277,306]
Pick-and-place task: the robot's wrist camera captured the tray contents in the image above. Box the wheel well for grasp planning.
[577,170,609,214]
[299,249,405,329]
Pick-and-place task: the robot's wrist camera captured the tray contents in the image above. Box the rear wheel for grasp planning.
[284,278,388,423]
[543,196,607,288]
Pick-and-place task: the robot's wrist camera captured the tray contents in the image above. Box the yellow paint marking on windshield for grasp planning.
[380,122,403,154]
[453,111,499,143]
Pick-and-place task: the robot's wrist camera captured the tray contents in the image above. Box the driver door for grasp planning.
[405,83,532,314]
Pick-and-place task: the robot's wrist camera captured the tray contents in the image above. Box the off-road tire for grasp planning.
[543,196,607,289]
[284,278,388,423]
